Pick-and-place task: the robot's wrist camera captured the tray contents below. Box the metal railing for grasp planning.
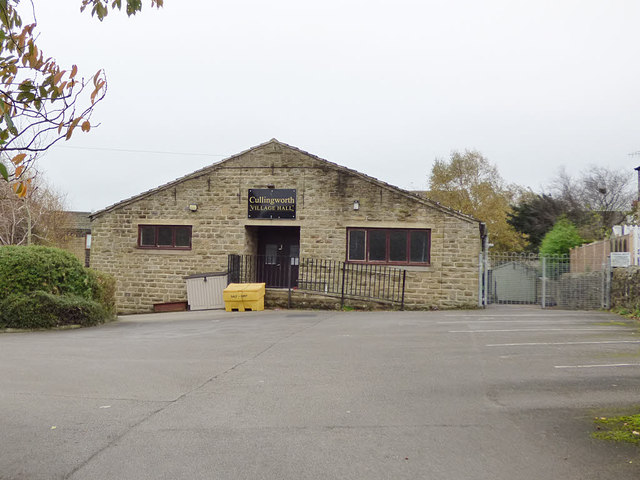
[228,254,407,309]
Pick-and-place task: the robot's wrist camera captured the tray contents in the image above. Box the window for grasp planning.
[138,225,192,249]
[348,230,366,260]
[347,228,430,265]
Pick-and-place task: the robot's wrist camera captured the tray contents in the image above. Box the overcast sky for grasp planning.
[22,0,640,211]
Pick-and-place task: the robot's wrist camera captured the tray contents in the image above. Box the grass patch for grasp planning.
[593,414,640,445]
[612,307,640,321]
[595,321,633,327]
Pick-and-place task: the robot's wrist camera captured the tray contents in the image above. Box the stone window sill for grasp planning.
[134,248,194,255]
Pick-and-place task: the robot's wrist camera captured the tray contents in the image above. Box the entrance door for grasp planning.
[257,227,300,288]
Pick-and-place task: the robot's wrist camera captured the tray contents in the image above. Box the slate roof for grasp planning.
[62,211,92,231]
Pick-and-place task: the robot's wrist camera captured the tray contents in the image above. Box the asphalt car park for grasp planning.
[0,306,639,479]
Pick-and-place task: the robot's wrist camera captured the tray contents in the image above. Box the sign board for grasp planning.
[248,189,296,219]
[610,252,631,268]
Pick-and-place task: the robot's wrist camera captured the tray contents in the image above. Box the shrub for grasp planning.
[0,245,92,299]
[0,291,110,329]
[539,218,584,256]
[0,245,116,329]
[86,268,116,315]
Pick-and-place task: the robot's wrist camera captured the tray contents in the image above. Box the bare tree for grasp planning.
[546,165,634,238]
[0,166,69,245]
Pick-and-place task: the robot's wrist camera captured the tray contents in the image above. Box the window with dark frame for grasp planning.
[347,228,430,265]
[138,225,192,249]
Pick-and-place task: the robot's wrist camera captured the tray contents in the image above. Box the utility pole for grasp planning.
[630,151,640,201]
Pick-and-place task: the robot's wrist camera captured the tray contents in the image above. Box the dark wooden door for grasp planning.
[257,227,300,287]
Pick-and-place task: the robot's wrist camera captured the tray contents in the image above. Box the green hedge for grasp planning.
[0,245,116,329]
[0,245,92,298]
[0,291,110,329]
[86,268,116,316]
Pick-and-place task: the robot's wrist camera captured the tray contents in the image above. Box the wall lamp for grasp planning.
[188,204,198,212]
[353,200,360,211]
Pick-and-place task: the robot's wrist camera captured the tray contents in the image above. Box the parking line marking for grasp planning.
[439,314,606,318]
[555,363,640,369]
[439,320,589,324]
[486,340,640,347]
[448,328,630,333]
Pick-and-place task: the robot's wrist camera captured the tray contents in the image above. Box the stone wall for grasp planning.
[611,267,640,310]
[61,234,89,267]
[264,290,396,311]
[91,141,482,313]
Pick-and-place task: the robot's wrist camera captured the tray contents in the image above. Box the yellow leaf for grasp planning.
[70,64,78,79]
[81,121,91,132]
[11,153,26,165]
[17,183,28,198]
[53,70,65,85]
[65,117,82,140]
[15,165,24,177]
[13,182,25,196]
[90,83,103,104]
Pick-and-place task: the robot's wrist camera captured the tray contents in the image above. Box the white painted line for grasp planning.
[439,319,588,325]
[440,314,606,318]
[486,340,640,347]
[555,363,640,369]
[449,328,630,333]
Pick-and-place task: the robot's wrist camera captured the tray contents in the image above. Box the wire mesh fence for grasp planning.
[484,253,610,310]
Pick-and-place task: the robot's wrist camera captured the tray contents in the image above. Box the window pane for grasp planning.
[389,230,407,262]
[158,226,173,246]
[140,226,156,246]
[369,230,386,261]
[410,231,429,263]
[265,244,278,265]
[175,227,191,247]
[289,244,300,266]
[348,230,365,260]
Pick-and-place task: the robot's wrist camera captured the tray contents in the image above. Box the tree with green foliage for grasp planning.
[539,218,584,256]
[427,149,527,252]
[0,0,163,195]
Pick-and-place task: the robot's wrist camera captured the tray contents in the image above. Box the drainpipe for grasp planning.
[479,223,489,308]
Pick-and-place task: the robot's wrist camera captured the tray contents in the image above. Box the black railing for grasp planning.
[228,254,406,309]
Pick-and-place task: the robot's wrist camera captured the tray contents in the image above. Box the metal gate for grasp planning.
[480,253,611,310]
